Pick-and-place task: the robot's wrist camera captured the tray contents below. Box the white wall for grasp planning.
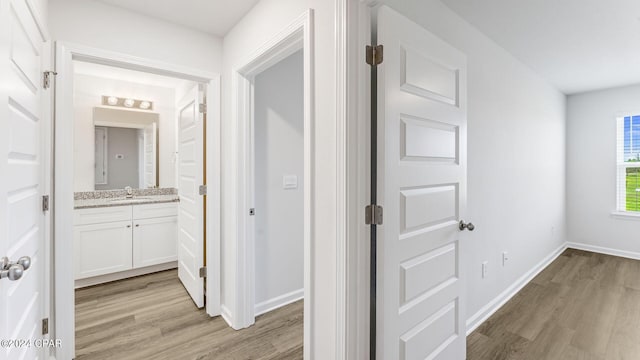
[254,50,304,310]
[222,0,339,357]
[48,0,222,73]
[73,73,176,191]
[379,0,567,328]
[567,84,640,254]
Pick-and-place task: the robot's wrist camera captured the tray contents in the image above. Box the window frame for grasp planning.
[616,115,640,213]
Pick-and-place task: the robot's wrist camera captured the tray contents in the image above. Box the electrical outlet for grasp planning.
[482,261,489,278]
[502,251,509,266]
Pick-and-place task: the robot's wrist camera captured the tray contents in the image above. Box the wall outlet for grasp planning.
[482,261,489,278]
[502,251,509,266]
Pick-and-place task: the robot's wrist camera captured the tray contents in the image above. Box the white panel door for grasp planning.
[377,6,468,360]
[177,84,205,308]
[0,0,46,359]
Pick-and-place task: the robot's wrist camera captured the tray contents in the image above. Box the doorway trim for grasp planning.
[230,9,314,358]
[53,42,221,360]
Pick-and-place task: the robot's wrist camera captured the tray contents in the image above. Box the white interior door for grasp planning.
[177,84,205,308]
[0,0,47,359]
[376,6,468,360]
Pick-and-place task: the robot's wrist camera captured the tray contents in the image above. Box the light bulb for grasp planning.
[139,101,151,110]
[107,96,118,105]
[123,98,135,108]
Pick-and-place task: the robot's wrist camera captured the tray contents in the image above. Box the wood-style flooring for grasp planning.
[467,249,640,360]
[75,269,303,360]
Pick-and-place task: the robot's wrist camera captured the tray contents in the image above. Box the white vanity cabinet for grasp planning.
[73,220,133,279]
[132,203,178,268]
[74,202,178,282]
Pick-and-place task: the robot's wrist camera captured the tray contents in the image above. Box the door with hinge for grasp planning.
[374,6,469,360]
[177,83,205,308]
[0,0,49,359]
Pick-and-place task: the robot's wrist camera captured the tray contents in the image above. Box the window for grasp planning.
[617,115,640,212]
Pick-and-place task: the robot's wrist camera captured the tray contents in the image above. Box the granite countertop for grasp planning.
[74,194,180,209]
[74,188,180,209]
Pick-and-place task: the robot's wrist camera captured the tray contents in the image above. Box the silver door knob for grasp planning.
[0,256,31,281]
[1,264,24,281]
[16,256,31,271]
[459,220,475,231]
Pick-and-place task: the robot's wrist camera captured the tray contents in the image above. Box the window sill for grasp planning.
[610,211,640,220]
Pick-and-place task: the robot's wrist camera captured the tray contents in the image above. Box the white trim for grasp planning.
[41,40,54,360]
[346,1,372,359]
[230,12,314,360]
[74,262,177,288]
[465,242,568,335]
[58,42,217,82]
[53,43,221,360]
[255,289,304,316]
[205,76,222,317]
[610,210,640,219]
[567,242,640,261]
[220,304,234,327]
[335,0,348,359]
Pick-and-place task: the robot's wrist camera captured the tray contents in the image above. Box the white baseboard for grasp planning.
[74,261,178,288]
[255,288,304,316]
[465,242,568,336]
[220,304,233,328]
[566,242,640,261]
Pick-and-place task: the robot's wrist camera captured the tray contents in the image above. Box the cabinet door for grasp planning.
[74,221,133,279]
[133,216,178,268]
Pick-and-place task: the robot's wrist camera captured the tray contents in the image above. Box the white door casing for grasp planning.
[0,0,48,359]
[177,83,205,308]
[376,6,467,360]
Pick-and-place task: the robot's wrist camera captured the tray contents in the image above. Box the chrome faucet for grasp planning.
[124,186,134,198]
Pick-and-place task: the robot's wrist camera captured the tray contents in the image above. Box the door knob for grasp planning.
[459,220,475,231]
[0,256,31,281]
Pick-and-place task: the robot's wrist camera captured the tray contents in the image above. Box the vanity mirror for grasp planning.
[93,107,159,190]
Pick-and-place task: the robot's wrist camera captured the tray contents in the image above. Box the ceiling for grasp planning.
[441,0,640,94]
[74,61,190,89]
[97,0,259,36]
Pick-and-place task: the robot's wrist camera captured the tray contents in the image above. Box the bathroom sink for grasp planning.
[108,197,152,203]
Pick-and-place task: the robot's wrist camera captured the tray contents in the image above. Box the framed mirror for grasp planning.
[93,107,159,190]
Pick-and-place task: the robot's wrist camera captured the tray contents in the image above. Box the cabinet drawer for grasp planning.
[133,202,178,220]
[74,206,132,226]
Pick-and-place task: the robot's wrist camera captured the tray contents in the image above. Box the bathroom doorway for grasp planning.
[52,44,221,359]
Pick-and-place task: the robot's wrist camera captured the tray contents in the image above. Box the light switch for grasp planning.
[283,175,298,189]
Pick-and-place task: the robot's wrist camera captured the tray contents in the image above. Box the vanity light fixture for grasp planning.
[101,96,154,110]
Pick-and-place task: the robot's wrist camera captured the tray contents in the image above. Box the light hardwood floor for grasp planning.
[75,269,303,360]
[467,248,640,360]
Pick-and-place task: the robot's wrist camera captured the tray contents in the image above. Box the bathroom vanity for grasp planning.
[73,189,179,287]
